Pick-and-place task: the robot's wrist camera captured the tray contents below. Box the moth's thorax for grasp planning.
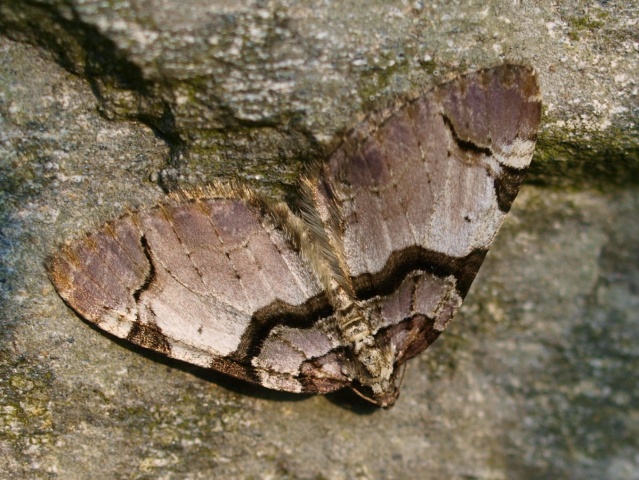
[331,286,370,347]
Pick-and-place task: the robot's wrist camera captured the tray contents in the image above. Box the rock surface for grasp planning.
[0,1,638,479]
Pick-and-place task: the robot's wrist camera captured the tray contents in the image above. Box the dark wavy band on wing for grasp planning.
[233,244,487,367]
[350,245,487,300]
[230,292,333,365]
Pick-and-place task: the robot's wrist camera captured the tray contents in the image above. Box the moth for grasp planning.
[48,65,541,407]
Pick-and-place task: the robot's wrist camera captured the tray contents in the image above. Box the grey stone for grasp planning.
[0,1,638,478]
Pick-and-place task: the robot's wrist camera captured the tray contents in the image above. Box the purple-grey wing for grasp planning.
[318,65,541,357]
[47,197,349,393]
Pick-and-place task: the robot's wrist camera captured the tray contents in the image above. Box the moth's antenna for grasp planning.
[350,377,402,408]
[350,386,380,406]
[395,362,408,392]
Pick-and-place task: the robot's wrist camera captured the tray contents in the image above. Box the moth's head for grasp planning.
[350,362,406,408]
[350,341,406,408]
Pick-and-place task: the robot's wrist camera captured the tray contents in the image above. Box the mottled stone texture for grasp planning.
[0,1,638,479]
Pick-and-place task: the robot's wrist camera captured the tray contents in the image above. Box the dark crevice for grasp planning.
[146,103,188,193]
[1,2,187,191]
